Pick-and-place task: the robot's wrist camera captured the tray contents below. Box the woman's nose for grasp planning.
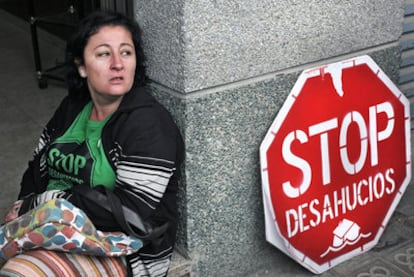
[110,54,123,70]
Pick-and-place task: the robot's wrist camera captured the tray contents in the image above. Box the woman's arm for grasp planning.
[67,105,184,235]
[17,95,86,215]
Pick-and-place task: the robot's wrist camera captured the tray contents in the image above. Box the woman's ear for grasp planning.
[75,58,87,78]
[78,66,87,78]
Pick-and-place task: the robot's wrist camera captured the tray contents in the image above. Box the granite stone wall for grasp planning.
[134,1,404,276]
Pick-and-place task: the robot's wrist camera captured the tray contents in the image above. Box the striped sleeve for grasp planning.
[116,154,176,210]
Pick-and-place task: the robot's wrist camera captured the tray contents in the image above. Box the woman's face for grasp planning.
[78,25,136,100]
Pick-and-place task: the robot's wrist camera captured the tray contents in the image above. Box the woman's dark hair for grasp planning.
[65,10,146,94]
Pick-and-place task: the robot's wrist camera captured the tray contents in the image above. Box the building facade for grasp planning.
[133,1,405,275]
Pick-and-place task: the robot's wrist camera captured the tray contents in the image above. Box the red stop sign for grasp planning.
[260,55,411,274]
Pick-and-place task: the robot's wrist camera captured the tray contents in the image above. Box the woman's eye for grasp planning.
[121,50,133,56]
[97,52,110,57]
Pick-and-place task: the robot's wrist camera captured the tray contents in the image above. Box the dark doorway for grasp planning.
[0,0,100,40]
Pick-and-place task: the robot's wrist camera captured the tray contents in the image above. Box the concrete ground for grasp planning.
[1,8,414,277]
[0,9,66,216]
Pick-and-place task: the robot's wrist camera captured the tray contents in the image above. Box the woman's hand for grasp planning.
[4,200,23,223]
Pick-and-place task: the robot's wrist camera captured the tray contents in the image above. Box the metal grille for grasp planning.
[100,0,133,17]
[400,1,414,128]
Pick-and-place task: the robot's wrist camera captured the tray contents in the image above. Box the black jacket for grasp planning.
[18,86,184,276]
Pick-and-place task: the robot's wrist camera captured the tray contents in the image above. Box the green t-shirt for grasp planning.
[46,102,116,191]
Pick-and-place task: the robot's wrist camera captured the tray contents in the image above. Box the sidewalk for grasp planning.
[0,9,66,216]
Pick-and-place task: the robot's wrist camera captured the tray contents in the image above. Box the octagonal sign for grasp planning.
[260,55,411,274]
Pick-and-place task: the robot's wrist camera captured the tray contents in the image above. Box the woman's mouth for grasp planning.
[110,76,124,83]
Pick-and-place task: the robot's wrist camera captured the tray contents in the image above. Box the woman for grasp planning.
[1,10,184,276]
